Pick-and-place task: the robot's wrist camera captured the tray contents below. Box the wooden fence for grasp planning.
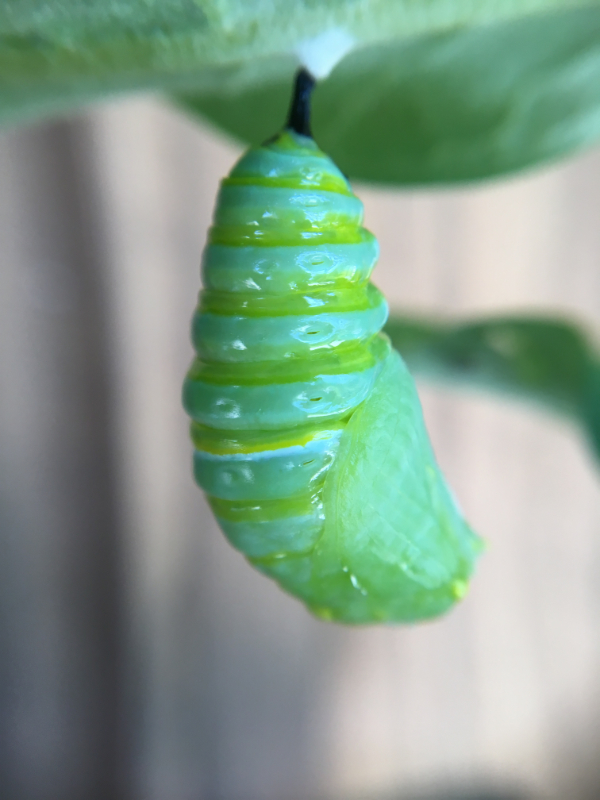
[1,98,600,800]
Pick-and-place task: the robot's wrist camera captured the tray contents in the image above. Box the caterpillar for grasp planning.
[183,69,482,623]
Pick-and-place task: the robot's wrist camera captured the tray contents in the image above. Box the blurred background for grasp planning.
[1,97,600,800]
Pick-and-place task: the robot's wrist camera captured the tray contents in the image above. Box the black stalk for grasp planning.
[286,68,316,137]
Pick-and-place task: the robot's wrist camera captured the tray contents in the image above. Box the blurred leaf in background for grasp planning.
[385,314,600,464]
[2,1,600,184]
[181,8,600,184]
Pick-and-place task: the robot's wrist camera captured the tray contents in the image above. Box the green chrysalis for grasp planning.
[183,70,482,623]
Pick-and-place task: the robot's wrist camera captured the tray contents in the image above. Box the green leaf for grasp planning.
[583,362,600,459]
[384,314,600,463]
[179,6,600,184]
[2,0,600,179]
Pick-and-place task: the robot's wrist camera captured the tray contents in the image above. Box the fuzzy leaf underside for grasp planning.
[3,2,600,183]
[180,7,600,184]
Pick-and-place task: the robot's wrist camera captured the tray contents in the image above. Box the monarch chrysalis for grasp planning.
[183,69,482,623]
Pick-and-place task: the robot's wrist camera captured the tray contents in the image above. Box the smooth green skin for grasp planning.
[194,305,388,362]
[252,350,483,624]
[385,314,600,464]
[183,130,482,622]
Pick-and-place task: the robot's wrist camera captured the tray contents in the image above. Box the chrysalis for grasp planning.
[183,70,482,623]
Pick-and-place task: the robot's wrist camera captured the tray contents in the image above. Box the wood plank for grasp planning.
[0,120,122,800]
[3,95,600,800]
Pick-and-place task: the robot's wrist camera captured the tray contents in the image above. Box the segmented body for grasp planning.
[183,130,481,623]
[184,130,387,557]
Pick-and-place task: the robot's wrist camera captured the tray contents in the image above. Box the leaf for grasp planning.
[179,6,600,184]
[1,1,599,166]
[384,313,600,463]
[583,361,600,459]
